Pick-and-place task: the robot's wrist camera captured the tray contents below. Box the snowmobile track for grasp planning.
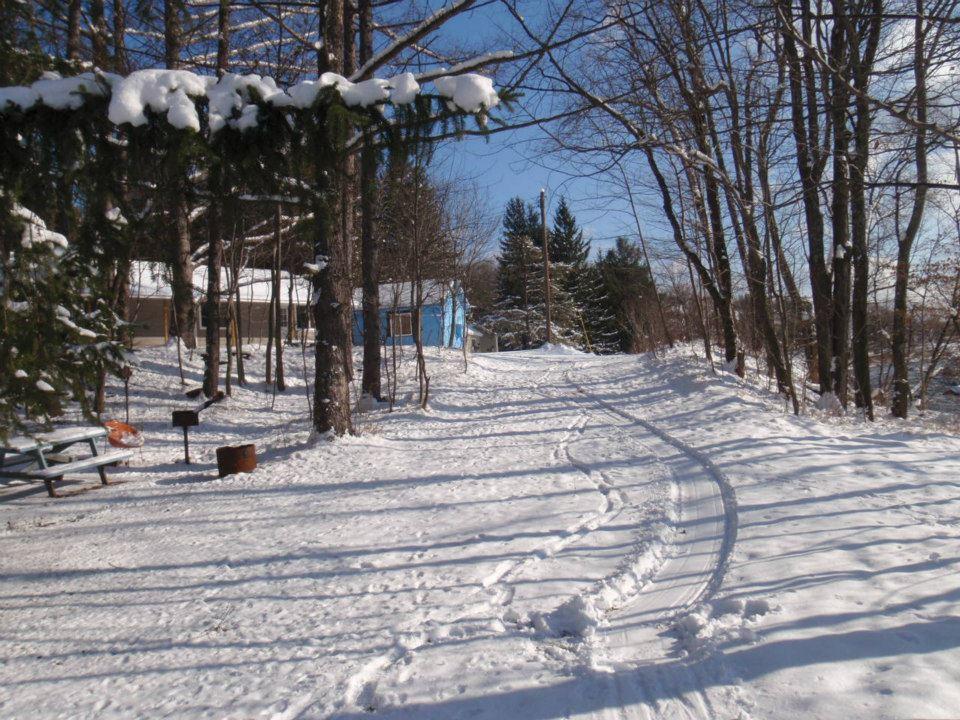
[566,367,738,605]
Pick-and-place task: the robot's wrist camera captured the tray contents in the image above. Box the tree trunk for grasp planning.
[312,0,353,436]
[168,191,195,349]
[202,166,222,397]
[644,147,740,371]
[89,0,108,68]
[358,0,381,400]
[341,0,357,384]
[779,0,833,396]
[848,0,881,419]
[266,208,278,386]
[232,254,246,385]
[273,204,286,391]
[164,0,182,69]
[112,0,128,73]
[225,300,234,396]
[892,2,929,418]
[163,0,194,348]
[287,279,296,344]
[216,0,230,74]
[67,0,81,61]
[828,13,852,407]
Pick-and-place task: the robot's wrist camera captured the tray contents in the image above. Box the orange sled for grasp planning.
[104,420,144,449]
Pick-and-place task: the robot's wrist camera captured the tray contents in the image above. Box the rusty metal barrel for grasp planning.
[215,444,257,478]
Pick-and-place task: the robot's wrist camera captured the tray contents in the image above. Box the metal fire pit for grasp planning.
[216,444,257,478]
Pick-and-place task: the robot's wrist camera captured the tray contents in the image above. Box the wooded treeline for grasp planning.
[482,195,642,354]
[508,0,960,419]
[1,0,513,438]
[3,0,959,436]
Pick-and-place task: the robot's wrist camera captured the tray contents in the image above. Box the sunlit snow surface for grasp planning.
[1,345,959,719]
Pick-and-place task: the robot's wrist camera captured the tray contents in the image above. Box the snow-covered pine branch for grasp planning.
[0,67,500,134]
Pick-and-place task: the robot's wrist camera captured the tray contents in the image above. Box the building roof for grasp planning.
[129,263,463,310]
[350,280,459,309]
[128,260,312,305]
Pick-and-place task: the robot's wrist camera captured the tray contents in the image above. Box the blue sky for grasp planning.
[427,2,650,260]
[434,128,639,259]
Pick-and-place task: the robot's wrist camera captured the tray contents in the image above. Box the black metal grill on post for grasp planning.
[171,410,199,464]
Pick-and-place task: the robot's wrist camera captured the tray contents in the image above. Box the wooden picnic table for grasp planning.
[0,426,133,497]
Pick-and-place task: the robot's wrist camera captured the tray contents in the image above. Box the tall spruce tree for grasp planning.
[496,197,540,304]
[547,197,589,267]
[576,262,620,354]
[599,237,657,352]
[485,196,585,349]
[545,197,599,351]
[486,198,543,349]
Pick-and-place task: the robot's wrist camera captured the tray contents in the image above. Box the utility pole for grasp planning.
[540,188,552,344]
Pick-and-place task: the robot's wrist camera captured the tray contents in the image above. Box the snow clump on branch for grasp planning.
[13,205,68,252]
[207,73,289,133]
[0,71,111,112]
[107,69,214,131]
[433,73,499,113]
[0,68,498,131]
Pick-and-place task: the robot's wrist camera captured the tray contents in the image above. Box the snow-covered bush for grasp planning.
[0,205,127,436]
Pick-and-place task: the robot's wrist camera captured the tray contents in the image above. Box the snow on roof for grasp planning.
[351,280,458,309]
[128,260,311,305]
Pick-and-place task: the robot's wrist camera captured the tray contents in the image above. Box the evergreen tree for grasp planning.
[485,236,584,350]
[486,198,539,349]
[599,237,657,352]
[547,196,589,268]
[543,196,597,351]
[575,261,620,354]
[485,196,583,349]
[0,206,127,436]
[496,197,541,304]
[486,232,545,350]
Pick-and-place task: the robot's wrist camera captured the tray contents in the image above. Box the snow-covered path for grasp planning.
[2,346,959,719]
[331,353,738,720]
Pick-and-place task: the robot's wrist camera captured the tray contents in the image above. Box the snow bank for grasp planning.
[533,595,603,638]
[538,342,585,356]
[433,73,499,112]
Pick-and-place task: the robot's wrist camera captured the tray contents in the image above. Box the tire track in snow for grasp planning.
[568,367,738,605]
[561,363,738,720]
[523,384,678,626]
[407,355,725,719]
[318,356,739,719]
[332,366,644,715]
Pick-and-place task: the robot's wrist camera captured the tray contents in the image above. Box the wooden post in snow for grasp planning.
[540,189,552,344]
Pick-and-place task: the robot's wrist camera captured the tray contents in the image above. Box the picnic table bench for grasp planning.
[0,426,133,497]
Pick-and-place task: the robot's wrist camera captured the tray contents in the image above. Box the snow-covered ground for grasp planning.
[2,344,959,719]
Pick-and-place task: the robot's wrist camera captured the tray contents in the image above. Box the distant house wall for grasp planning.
[352,292,466,349]
[127,297,311,347]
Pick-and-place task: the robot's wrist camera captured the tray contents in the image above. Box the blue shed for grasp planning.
[352,280,467,349]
